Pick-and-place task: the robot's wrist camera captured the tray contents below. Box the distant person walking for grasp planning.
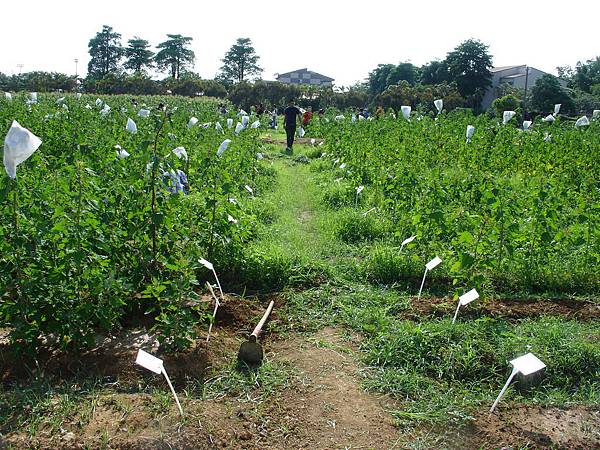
[283,100,301,153]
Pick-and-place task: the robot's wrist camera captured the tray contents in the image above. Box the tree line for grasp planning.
[1,26,598,115]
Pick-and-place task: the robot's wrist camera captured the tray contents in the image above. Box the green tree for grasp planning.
[387,62,419,86]
[573,56,600,93]
[124,37,155,74]
[155,34,195,79]
[420,60,450,85]
[367,64,396,96]
[445,39,493,105]
[87,25,123,79]
[219,38,263,83]
[530,74,575,115]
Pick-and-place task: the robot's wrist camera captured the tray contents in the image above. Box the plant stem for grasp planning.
[151,112,167,266]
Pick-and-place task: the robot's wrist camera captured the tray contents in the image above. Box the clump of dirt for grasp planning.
[463,405,600,449]
[405,296,600,321]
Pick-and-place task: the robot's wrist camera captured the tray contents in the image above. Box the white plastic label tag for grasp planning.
[510,353,546,376]
[459,288,479,306]
[426,256,442,271]
[136,349,163,374]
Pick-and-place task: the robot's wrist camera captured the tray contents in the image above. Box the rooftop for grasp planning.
[277,68,334,81]
[490,65,526,73]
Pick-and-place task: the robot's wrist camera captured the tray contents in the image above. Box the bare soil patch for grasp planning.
[260,136,324,146]
[405,296,600,321]
[461,405,600,449]
[260,327,402,449]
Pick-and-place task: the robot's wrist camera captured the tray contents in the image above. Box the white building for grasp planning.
[276,68,334,87]
[481,65,566,110]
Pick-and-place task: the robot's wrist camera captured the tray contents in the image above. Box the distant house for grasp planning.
[481,65,567,110]
[276,68,334,87]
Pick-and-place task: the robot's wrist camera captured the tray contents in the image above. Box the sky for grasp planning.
[1,0,599,86]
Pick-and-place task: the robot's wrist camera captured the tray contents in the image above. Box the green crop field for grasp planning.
[1,93,598,449]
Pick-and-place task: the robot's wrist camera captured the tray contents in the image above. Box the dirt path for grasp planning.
[267,328,402,449]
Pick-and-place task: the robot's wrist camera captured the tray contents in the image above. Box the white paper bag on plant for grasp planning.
[466,125,475,143]
[593,110,600,119]
[250,120,260,129]
[116,149,130,159]
[172,146,188,161]
[241,115,249,128]
[76,92,82,100]
[226,118,233,128]
[3,120,42,179]
[335,115,345,121]
[554,104,561,115]
[401,105,411,120]
[297,127,305,137]
[575,116,589,128]
[542,114,555,122]
[188,117,198,128]
[502,110,516,124]
[5,92,12,101]
[95,98,103,107]
[215,121,223,133]
[138,109,150,118]
[30,92,37,103]
[100,105,111,117]
[434,99,443,113]
[126,118,137,134]
[522,120,532,130]
[217,139,231,157]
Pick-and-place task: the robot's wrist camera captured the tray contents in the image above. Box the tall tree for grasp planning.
[387,62,419,86]
[420,60,450,85]
[573,56,600,93]
[219,38,263,83]
[530,74,575,115]
[155,34,195,79]
[367,64,395,96]
[124,37,155,74]
[87,25,123,79]
[445,39,492,103]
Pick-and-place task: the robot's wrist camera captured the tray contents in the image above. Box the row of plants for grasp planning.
[0,93,271,352]
[309,108,600,296]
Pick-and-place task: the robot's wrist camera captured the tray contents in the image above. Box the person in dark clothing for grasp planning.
[283,100,301,153]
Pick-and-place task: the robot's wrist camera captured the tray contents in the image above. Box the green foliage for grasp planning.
[219,37,263,84]
[83,73,164,95]
[334,209,390,243]
[445,38,493,106]
[364,317,600,390]
[155,34,195,79]
[0,93,269,352]
[420,60,450,85]
[367,62,419,97]
[124,37,155,74]
[0,72,76,93]
[530,74,575,115]
[492,94,522,118]
[87,25,123,79]
[375,82,465,113]
[316,108,600,295]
